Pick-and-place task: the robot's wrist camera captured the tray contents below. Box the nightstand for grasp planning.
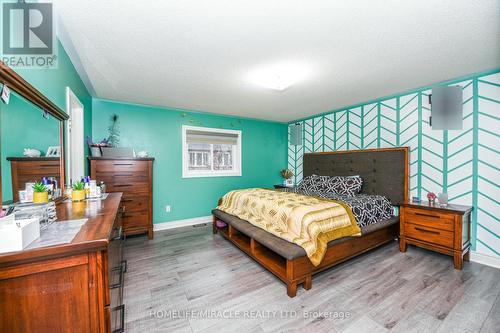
[399,201,473,270]
[274,184,295,189]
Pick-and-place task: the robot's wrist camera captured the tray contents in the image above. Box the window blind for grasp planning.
[186,129,238,145]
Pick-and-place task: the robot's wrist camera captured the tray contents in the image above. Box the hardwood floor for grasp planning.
[123,224,500,333]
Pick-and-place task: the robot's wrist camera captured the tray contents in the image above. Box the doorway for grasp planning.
[65,87,84,185]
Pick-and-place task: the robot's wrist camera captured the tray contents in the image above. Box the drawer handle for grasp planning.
[122,213,134,218]
[414,227,440,235]
[114,184,133,187]
[112,304,125,333]
[40,164,57,168]
[121,260,127,273]
[122,199,133,202]
[114,163,133,166]
[115,173,133,177]
[110,265,124,289]
[112,226,123,241]
[415,212,439,219]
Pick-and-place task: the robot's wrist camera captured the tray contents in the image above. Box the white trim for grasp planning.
[153,215,213,231]
[470,251,500,269]
[182,125,242,178]
[65,87,85,185]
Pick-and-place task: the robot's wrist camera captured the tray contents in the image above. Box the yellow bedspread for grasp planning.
[216,188,361,266]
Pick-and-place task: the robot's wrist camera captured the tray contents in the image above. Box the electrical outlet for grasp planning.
[165,205,171,213]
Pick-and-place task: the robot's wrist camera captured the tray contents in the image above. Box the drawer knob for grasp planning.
[112,304,125,333]
[112,226,123,241]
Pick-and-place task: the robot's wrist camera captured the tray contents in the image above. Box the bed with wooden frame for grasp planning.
[212,147,409,297]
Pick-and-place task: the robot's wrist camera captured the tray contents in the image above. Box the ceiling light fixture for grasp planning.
[246,62,310,92]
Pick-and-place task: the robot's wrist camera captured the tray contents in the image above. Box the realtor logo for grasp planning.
[1,1,57,68]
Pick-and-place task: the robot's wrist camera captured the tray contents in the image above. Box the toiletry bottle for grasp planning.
[100,181,106,194]
[65,184,72,198]
[84,177,90,198]
[89,180,97,198]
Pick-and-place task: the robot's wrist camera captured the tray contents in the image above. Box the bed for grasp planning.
[212,147,409,297]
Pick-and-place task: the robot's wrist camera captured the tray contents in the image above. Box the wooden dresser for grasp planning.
[7,157,61,202]
[399,201,473,270]
[0,193,126,333]
[90,157,154,239]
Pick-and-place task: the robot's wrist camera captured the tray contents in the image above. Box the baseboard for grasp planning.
[154,215,212,231]
[470,251,500,269]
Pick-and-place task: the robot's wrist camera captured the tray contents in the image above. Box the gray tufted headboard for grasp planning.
[303,147,409,205]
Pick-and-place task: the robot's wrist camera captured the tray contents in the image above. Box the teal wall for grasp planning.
[14,41,93,139]
[287,69,500,258]
[92,99,288,223]
[0,93,60,201]
[1,41,92,201]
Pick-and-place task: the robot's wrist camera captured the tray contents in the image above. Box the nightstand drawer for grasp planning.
[404,208,454,231]
[405,223,454,248]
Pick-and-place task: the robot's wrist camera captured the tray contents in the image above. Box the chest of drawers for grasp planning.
[90,157,154,239]
[7,157,61,202]
[399,201,472,269]
[0,193,125,333]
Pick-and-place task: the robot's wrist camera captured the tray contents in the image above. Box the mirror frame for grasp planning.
[0,62,69,204]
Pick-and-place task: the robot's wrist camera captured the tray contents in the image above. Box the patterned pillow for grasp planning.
[325,176,363,196]
[297,175,330,192]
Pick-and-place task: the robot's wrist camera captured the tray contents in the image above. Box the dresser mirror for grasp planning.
[0,63,68,205]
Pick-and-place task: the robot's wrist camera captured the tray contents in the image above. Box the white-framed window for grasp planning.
[182,125,242,178]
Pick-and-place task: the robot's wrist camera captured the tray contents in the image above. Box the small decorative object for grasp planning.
[18,190,29,203]
[108,114,120,147]
[23,148,41,157]
[427,192,437,205]
[1,83,10,104]
[86,136,109,157]
[412,196,421,203]
[65,185,72,199]
[25,182,35,201]
[32,182,49,204]
[136,150,149,158]
[45,146,61,157]
[438,193,448,207]
[280,169,294,187]
[71,181,86,202]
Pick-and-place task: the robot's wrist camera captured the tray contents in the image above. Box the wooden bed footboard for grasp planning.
[213,215,399,297]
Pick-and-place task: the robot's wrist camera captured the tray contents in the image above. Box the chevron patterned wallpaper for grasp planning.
[287,70,499,258]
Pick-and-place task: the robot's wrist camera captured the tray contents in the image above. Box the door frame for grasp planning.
[65,87,85,185]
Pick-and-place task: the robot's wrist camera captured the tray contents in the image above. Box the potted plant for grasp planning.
[72,181,86,202]
[32,182,49,203]
[280,169,294,187]
[427,192,437,205]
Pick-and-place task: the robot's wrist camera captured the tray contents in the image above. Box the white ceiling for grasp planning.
[54,0,500,122]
